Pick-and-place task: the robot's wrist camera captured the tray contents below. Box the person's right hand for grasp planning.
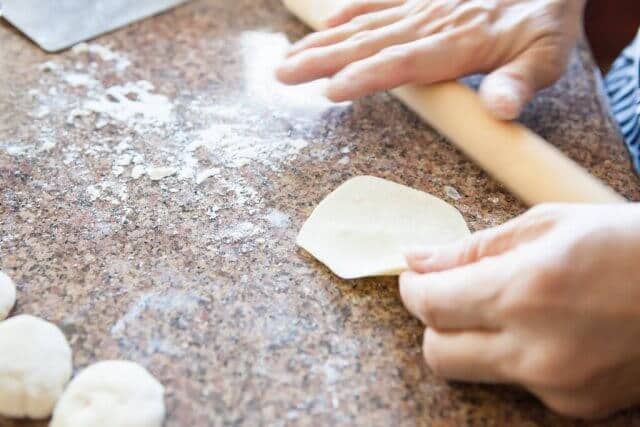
[277,0,585,120]
[399,203,640,418]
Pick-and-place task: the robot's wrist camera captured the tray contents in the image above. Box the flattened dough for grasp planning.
[297,176,470,279]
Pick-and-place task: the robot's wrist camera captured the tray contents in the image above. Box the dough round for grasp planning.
[0,271,16,320]
[50,360,165,427]
[297,176,470,279]
[0,314,72,419]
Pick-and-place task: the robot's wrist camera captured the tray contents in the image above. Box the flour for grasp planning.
[83,81,173,129]
[195,168,220,185]
[223,221,263,241]
[3,144,32,156]
[336,156,350,166]
[111,291,200,335]
[147,166,177,181]
[240,31,342,115]
[63,72,98,88]
[264,209,291,229]
[131,165,145,179]
[85,181,128,204]
[444,185,462,200]
[39,140,56,152]
[30,105,51,119]
[17,31,344,248]
[184,124,309,172]
[72,42,131,72]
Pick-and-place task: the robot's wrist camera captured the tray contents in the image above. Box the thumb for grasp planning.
[405,227,515,274]
[479,49,565,120]
[405,209,552,273]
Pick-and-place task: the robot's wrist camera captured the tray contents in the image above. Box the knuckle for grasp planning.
[380,45,416,73]
[518,347,596,389]
[521,203,567,229]
[445,26,491,70]
[525,259,565,295]
[420,296,442,328]
[460,233,491,262]
[534,50,568,86]
[350,10,376,27]
[422,330,445,376]
[347,29,374,44]
[499,261,565,317]
[399,274,433,325]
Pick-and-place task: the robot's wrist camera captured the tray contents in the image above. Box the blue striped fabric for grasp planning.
[605,30,640,174]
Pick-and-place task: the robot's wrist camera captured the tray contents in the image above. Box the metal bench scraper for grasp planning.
[0,0,187,52]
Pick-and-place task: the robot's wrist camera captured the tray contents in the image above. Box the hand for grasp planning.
[399,203,640,418]
[277,0,585,120]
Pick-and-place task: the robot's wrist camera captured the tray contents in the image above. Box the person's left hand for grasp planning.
[276,0,585,120]
[399,203,640,418]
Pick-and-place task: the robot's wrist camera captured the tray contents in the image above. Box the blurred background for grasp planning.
[585,1,640,72]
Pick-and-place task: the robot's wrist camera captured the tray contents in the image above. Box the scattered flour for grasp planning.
[72,42,131,72]
[224,221,263,241]
[195,168,220,185]
[444,185,462,200]
[147,167,177,181]
[30,105,51,119]
[83,81,173,129]
[336,156,350,166]
[264,209,290,229]
[3,144,33,156]
[131,165,146,179]
[184,124,309,172]
[63,72,98,88]
[39,140,56,152]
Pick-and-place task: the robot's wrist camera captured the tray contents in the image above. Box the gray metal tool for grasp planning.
[0,0,187,52]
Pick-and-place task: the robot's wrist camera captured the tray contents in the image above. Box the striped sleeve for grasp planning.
[605,29,640,173]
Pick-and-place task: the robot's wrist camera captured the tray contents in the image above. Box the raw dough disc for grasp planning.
[0,271,16,320]
[0,315,72,419]
[297,176,470,279]
[50,360,165,427]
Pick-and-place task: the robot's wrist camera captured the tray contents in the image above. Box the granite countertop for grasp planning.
[1,0,639,426]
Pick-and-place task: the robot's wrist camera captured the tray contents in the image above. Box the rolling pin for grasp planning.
[282,0,626,205]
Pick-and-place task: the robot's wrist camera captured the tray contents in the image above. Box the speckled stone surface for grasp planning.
[1,1,640,426]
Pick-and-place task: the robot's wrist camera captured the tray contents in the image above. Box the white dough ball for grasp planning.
[0,271,16,320]
[50,360,165,427]
[0,315,72,419]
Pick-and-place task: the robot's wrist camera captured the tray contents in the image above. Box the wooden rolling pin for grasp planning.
[282,0,626,205]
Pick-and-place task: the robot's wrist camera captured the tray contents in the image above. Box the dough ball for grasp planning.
[0,314,72,419]
[297,176,470,279]
[50,360,165,427]
[0,271,16,320]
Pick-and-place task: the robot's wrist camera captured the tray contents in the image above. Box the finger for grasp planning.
[405,209,554,274]
[326,0,406,28]
[279,22,414,85]
[325,31,468,101]
[324,10,497,101]
[423,328,509,382]
[286,6,405,58]
[405,226,518,274]
[479,46,567,120]
[399,260,504,330]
